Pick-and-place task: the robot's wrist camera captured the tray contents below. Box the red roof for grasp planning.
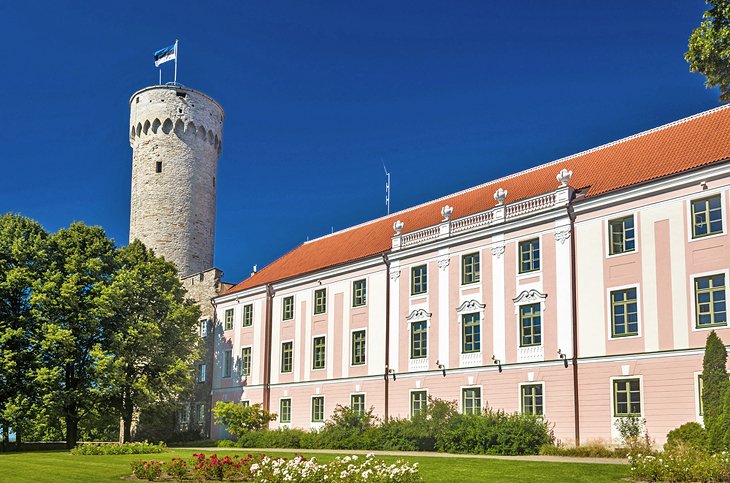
[226,105,730,295]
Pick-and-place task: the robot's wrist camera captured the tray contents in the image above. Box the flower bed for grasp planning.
[629,447,730,482]
[130,452,422,482]
[72,441,166,455]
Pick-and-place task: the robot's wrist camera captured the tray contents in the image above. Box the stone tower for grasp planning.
[128,85,224,277]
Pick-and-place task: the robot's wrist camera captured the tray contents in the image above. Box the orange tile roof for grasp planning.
[226,105,730,295]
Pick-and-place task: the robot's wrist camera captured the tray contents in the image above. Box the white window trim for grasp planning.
[222,349,233,378]
[349,392,366,411]
[513,299,545,349]
[686,190,727,243]
[310,394,326,426]
[223,308,235,331]
[693,371,703,424]
[460,250,483,288]
[199,319,209,338]
[689,269,729,332]
[313,287,328,316]
[459,311,482,355]
[459,384,484,414]
[351,277,369,308]
[198,363,207,383]
[349,328,368,367]
[609,374,644,418]
[311,334,327,371]
[605,211,640,259]
[280,339,294,374]
[240,345,253,378]
[516,233,543,279]
[408,388,429,419]
[242,303,254,328]
[279,397,292,426]
[408,262,430,300]
[281,295,296,322]
[408,319,429,361]
[606,283,643,340]
[518,381,546,416]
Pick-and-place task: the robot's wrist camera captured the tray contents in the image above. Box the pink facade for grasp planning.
[211,113,730,445]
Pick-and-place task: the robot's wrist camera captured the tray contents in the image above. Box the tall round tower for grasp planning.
[129,85,224,277]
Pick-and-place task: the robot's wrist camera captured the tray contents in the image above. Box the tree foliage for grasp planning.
[686,0,730,101]
[702,330,730,452]
[212,402,277,437]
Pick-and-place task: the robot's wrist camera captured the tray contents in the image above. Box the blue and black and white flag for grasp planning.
[154,42,177,67]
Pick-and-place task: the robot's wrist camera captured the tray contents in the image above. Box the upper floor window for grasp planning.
[613,378,641,417]
[521,384,543,416]
[411,265,428,295]
[608,215,635,255]
[351,394,365,416]
[611,288,639,337]
[281,342,293,373]
[282,296,294,321]
[224,309,234,331]
[199,319,208,338]
[223,350,232,378]
[353,279,367,307]
[519,303,542,347]
[242,304,253,327]
[411,390,427,418]
[314,288,327,315]
[462,387,481,415]
[695,274,727,328]
[313,336,326,370]
[462,253,480,285]
[197,363,206,383]
[280,399,292,424]
[692,195,723,238]
[351,330,366,366]
[462,313,481,353]
[241,347,251,377]
[410,320,428,359]
[312,396,325,422]
[519,238,540,274]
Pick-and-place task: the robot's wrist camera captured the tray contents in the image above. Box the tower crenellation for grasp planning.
[129,85,224,278]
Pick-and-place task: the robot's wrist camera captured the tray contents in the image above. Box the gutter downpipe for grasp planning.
[383,254,391,422]
[568,205,581,446]
[263,284,274,415]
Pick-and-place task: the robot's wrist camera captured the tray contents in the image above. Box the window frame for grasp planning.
[311,395,325,423]
[222,349,232,378]
[612,377,642,417]
[224,308,234,331]
[312,335,326,370]
[351,329,367,366]
[519,303,542,347]
[518,237,541,274]
[242,304,253,327]
[241,346,252,377]
[280,341,294,374]
[352,279,367,307]
[199,319,208,338]
[197,363,206,383]
[461,252,481,285]
[409,389,428,419]
[350,393,366,416]
[279,398,292,424]
[411,264,428,295]
[282,296,294,321]
[461,312,481,354]
[313,288,327,315]
[609,286,641,339]
[691,272,728,330]
[690,193,724,240]
[461,386,482,415]
[519,382,545,416]
[410,320,428,359]
[607,214,637,256]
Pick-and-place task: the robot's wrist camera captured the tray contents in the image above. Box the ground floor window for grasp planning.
[462,387,481,415]
[312,396,325,422]
[411,390,427,418]
[613,378,641,416]
[280,399,291,423]
[520,384,543,416]
[351,394,365,416]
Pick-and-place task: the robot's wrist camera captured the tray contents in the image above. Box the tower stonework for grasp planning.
[129,85,224,278]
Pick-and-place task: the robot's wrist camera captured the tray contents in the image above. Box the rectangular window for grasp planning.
[282,296,294,320]
[613,378,641,416]
[243,304,253,327]
[197,363,206,383]
[608,216,636,255]
[312,396,324,422]
[351,330,366,365]
[241,347,251,377]
[223,350,232,378]
[411,265,428,295]
[698,374,704,416]
[314,288,327,314]
[520,303,542,347]
[281,342,293,373]
[692,195,723,238]
[353,279,367,307]
[410,320,428,359]
[611,288,639,337]
[462,253,480,285]
[519,238,541,273]
[521,384,544,416]
[462,313,481,353]
[241,400,250,408]
[411,390,428,418]
[351,394,365,416]
[280,399,291,424]
[313,336,326,370]
[196,403,206,424]
[695,274,727,328]
[199,319,208,338]
[224,309,234,331]
[462,387,481,415]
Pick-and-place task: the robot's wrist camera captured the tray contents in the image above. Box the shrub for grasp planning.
[614,416,652,453]
[130,459,163,480]
[212,401,277,438]
[702,330,730,453]
[235,427,307,449]
[71,441,166,455]
[629,445,730,482]
[665,422,708,451]
[162,457,188,481]
[539,442,626,458]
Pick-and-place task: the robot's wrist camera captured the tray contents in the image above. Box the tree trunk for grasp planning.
[65,413,79,449]
[1,425,8,452]
[120,387,134,443]
[15,427,21,451]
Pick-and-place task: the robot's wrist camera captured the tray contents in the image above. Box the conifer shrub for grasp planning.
[665,422,708,451]
[702,331,730,453]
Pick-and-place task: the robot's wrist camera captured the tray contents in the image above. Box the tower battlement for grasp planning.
[128,85,224,278]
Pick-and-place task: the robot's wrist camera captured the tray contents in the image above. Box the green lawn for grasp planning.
[0,449,629,483]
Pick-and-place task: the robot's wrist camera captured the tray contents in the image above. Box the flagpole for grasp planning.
[159,68,162,85]
[173,39,178,85]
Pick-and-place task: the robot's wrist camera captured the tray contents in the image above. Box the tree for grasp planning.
[212,402,277,438]
[0,214,48,450]
[94,240,201,443]
[31,222,116,448]
[701,330,729,452]
[686,0,730,101]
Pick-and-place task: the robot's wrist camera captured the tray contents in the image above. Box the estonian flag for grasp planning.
[154,43,177,67]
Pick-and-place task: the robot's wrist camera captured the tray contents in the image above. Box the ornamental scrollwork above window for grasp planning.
[512,289,548,304]
[406,308,433,320]
[455,299,486,313]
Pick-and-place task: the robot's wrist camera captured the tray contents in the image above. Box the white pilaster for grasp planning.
[492,234,506,361]
[438,248,450,367]
[554,218,573,358]
[388,261,401,373]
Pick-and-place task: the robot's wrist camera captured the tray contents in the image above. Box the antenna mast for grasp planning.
[383,163,391,215]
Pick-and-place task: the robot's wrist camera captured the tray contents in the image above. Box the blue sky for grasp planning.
[0,1,718,283]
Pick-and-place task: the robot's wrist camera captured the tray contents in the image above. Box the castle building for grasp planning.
[129,84,230,438]
[211,105,730,445]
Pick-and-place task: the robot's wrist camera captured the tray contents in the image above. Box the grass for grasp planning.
[0,449,629,482]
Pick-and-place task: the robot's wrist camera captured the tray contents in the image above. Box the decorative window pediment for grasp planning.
[406,308,433,321]
[512,289,548,305]
[455,299,486,313]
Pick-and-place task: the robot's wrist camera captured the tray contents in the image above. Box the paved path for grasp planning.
[179,447,627,465]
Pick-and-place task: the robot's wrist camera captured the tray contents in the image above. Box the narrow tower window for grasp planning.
[156,161,163,173]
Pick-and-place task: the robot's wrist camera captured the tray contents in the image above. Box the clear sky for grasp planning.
[0,1,719,283]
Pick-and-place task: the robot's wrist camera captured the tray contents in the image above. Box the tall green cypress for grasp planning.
[702,331,729,452]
